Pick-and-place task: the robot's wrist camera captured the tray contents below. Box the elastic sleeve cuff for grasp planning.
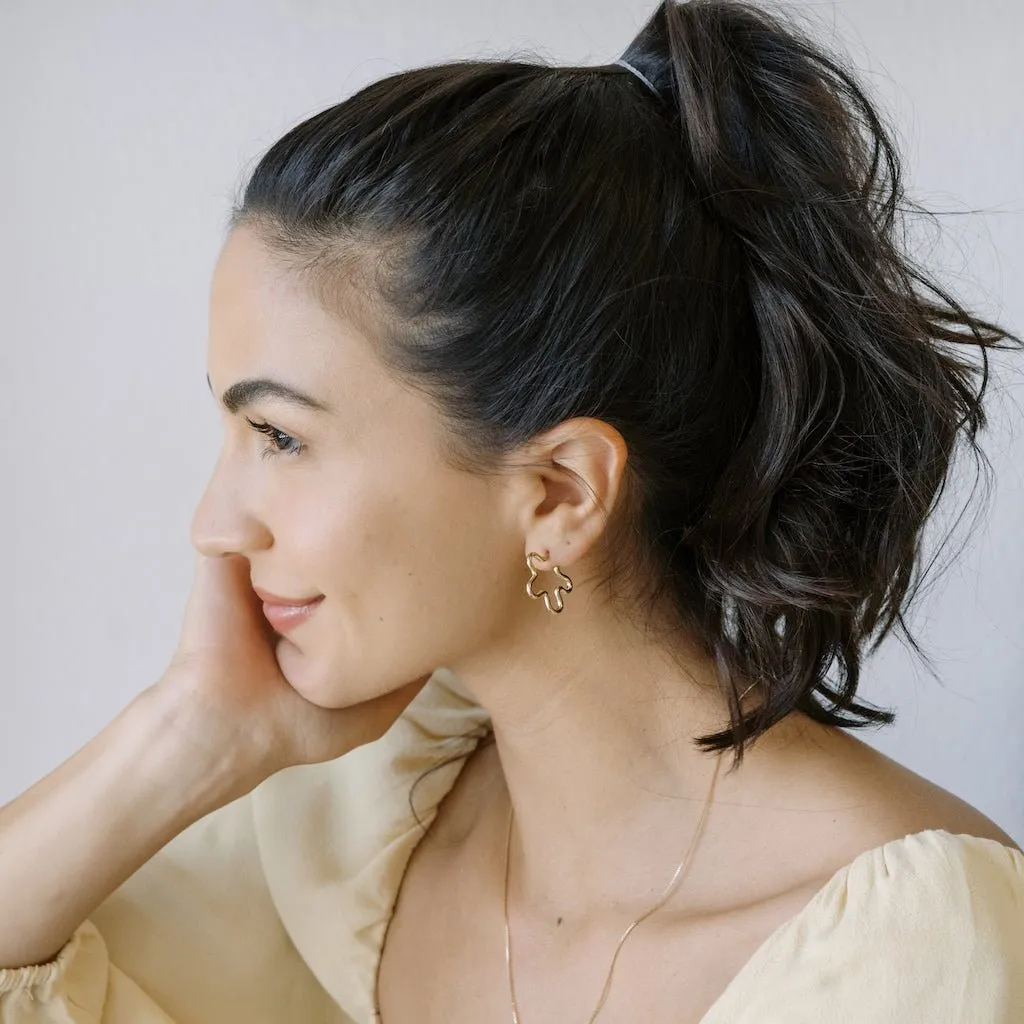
[0,922,89,1000]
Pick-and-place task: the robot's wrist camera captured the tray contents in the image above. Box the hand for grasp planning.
[156,552,432,787]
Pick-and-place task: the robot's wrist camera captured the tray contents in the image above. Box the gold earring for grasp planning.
[525,550,573,614]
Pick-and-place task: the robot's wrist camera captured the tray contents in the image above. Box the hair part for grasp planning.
[228,0,1023,804]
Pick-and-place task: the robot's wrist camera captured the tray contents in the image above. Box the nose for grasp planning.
[189,451,272,559]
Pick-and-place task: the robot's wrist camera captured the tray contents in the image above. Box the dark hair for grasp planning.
[228,0,1022,797]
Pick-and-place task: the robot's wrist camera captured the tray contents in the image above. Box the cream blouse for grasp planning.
[1,667,1022,1023]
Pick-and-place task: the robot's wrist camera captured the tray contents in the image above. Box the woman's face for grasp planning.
[193,224,525,707]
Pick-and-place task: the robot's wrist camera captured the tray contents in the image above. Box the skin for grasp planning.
[194,223,1018,971]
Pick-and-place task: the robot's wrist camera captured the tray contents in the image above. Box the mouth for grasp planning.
[260,595,325,635]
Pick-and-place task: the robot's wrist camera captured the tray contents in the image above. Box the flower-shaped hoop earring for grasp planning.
[525,551,574,614]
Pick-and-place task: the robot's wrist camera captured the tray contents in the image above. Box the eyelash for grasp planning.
[245,418,305,459]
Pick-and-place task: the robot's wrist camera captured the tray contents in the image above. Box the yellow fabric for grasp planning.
[2,667,1022,1023]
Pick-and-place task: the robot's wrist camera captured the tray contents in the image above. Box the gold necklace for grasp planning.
[502,750,724,1023]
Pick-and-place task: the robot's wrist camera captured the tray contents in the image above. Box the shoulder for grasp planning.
[818,828,1024,995]
[841,827,1024,923]
[803,727,1024,938]
[708,720,1024,1020]
[705,829,1024,1023]
[783,718,1021,861]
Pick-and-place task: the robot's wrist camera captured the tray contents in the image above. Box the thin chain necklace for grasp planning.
[502,750,725,1023]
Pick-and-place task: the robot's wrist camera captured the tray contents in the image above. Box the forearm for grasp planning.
[0,682,255,970]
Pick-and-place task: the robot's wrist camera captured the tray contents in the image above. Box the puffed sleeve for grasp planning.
[702,828,1024,1023]
[0,767,351,1023]
[0,666,492,1024]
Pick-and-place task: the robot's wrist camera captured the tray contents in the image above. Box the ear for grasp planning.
[514,416,629,569]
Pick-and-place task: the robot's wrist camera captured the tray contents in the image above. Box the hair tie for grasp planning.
[611,57,660,98]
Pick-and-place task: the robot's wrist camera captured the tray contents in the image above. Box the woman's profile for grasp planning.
[2,0,1023,1021]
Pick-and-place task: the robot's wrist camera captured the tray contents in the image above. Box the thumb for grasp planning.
[176,552,270,655]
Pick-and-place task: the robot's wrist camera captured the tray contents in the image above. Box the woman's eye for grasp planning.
[245,418,305,459]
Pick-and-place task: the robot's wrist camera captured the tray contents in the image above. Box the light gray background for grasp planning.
[2,0,1022,845]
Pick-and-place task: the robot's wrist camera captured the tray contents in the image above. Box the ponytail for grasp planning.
[621,0,1023,758]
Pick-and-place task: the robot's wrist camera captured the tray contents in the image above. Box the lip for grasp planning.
[259,595,324,634]
[251,586,324,636]
[252,586,323,606]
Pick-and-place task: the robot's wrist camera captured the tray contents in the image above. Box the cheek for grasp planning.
[278,483,511,706]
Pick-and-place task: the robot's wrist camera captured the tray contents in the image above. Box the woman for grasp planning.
[2,0,1022,1021]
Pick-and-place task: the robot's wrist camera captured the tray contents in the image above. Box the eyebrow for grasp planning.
[207,373,332,415]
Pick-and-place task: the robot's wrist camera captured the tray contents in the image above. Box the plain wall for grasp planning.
[2,0,1022,846]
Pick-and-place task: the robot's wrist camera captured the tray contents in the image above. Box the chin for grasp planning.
[274,641,389,709]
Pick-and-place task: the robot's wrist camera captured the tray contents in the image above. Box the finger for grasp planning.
[180,553,259,649]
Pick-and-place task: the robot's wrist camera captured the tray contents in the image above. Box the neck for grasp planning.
[448,587,803,926]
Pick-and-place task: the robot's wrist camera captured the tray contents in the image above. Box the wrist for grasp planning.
[128,681,271,830]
